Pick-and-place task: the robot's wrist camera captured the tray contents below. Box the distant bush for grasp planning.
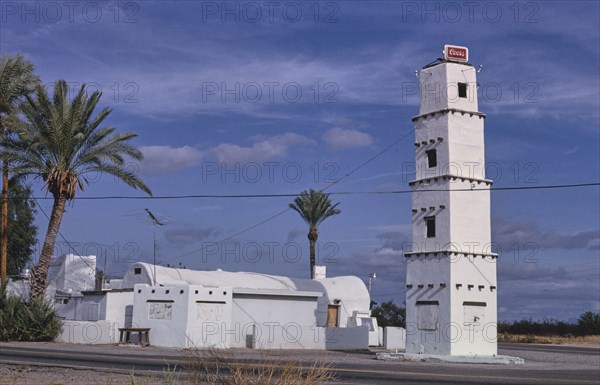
[371,300,406,328]
[578,311,600,335]
[0,283,62,341]
[498,312,600,337]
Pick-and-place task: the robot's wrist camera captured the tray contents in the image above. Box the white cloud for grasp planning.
[212,133,314,164]
[139,145,203,175]
[322,127,374,150]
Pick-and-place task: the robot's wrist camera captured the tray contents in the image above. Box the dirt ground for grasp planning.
[0,364,179,385]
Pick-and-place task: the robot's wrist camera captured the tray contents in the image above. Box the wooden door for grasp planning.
[326,305,339,327]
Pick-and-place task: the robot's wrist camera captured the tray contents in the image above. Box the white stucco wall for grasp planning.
[129,282,367,350]
[450,255,497,355]
[132,283,233,349]
[58,320,119,344]
[48,260,370,350]
[104,291,135,329]
[405,254,452,355]
[122,263,370,329]
[419,61,478,115]
[411,179,451,252]
[449,179,492,254]
[47,254,96,293]
[6,254,97,302]
[383,327,406,350]
[231,290,321,349]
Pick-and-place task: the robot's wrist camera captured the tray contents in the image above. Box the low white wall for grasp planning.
[321,326,369,350]
[347,315,379,346]
[58,320,119,344]
[384,327,406,350]
[242,324,369,350]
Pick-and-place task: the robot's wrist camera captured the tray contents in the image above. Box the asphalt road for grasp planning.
[499,342,600,355]
[1,343,599,385]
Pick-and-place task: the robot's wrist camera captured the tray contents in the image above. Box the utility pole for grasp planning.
[1,117,8,283]
[368,272,377,293]
[145,209,164,286]
[1,158,7,284]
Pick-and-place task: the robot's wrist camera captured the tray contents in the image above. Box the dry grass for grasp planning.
[183,347,336,385]
[498,333,600,345]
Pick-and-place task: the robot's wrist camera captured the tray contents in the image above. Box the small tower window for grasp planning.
[426,149,437,168]
[458,83,467,98]
[425,216,436,238]
[134,268,142,275]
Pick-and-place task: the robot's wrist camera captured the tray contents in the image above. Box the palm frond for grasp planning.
[8,79,152,199]
[289,188,341,228]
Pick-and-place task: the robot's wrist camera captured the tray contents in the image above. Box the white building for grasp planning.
[118,263,373,349]
[6,253,97,303]
[8,253,375,349]
[50,260,375,350]
[404,46,498,356]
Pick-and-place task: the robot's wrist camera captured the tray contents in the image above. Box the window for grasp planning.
[458,82,467,98]
[426,149,437,168]
[134,267,142,275]
[425,216,436,238]
[416,301,439,330]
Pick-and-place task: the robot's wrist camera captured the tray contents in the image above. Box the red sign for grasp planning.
[444,45,469,62]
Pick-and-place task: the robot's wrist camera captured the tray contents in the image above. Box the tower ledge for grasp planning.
[422,58,474,69]
[403,250,498,259]
[408,175,493,187]
[412,108,486,123]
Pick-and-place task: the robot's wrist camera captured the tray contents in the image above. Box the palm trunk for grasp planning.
[1,114,8,283]
[308,227,318,279]
[1,157,8,283]
[29,195,67,300]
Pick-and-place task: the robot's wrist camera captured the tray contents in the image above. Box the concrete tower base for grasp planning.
[376,352,524,365]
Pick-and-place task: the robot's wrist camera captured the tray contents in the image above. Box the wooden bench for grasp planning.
[118,328,150,346]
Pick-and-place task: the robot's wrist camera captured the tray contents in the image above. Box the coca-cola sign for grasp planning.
[444,45,469,62]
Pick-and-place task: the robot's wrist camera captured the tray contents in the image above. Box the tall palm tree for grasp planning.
[289,189,341,279]
[0,54,40,283]
[5,80,152,299]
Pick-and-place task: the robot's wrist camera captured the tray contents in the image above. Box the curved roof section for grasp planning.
[123,262,369,302]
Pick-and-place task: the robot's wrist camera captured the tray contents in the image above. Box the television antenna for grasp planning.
[145,208,165,285]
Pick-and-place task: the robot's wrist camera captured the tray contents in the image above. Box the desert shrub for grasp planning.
[0,283,62,341]
[183,346,335,385]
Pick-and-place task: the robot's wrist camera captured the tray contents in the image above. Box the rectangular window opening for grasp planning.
[458,82,467,98]
[426,149,437,168]
[134,267,142,275]
[425,216,436,238]
[416,301,439,331]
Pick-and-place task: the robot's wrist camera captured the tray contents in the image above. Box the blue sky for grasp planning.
[2,0,599,322]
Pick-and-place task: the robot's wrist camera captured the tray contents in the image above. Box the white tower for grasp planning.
[405,45,497,356]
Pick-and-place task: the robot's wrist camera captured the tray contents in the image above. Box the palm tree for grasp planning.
[289,189,341,279]
[0,54,40,283]
[5,80,152,299]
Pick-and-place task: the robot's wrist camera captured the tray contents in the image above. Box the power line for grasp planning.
[322,128,416,191]
[17,181,600,200]
[160,207,290,263]
[155,128,419,264]
[31,198,96,271]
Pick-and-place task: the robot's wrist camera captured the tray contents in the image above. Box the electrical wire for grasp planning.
[31,197,96,271]
[13,182,600,201]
